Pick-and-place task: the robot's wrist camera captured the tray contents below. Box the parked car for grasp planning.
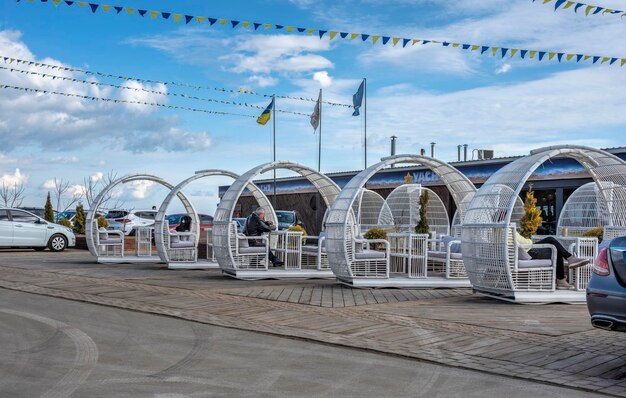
[105,209,157,236]
[233,217,246,233]
[586,236,626,332]
[166,213,213,230]
[0,208,76,251]
[275,210,302,230]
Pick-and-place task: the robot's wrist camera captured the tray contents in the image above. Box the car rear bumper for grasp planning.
[587,289,626,332]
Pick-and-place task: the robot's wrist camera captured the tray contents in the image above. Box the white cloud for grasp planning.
[50,156,80,164]
[0,30,211,154]
[247,75,278,88]
[496,63,511,74]
[313,71,333,87]
[129,180,155,199]
[90,172,104,183]
[1,168,28,186]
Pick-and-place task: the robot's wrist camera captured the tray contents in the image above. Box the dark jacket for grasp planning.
[245,213,275,237]
[176,215,192,232]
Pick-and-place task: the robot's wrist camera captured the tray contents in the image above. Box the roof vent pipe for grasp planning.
[457,145,462,162]
[390,136,397,167]
[463,144,468,161]
[430,142,436,158]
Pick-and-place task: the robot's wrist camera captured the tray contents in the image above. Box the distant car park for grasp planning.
[233,217,246,233]
[0,207,76,251]
[275,210,301,230]
[106,209,157,236]
[166,213,214,230]
[587,236,626,332]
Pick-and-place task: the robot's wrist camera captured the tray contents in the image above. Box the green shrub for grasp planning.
[44,192,54,222]
[57,219,72,228]
[582,227,604,243]
[364,227,388,250]
[519,189,543,239]
[415,190,430,234]
[74,203,86,234]
[97,216,109,229]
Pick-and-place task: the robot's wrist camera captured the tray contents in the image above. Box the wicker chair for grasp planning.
[95,226,124,257]
[301,233,330,270]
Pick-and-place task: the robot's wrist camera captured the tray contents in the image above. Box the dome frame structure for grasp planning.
[352,188,393,233]
[325,154,476,288]
[557,182,612,237]
[462,145,626,303]
[86,173,192,264]
[385,184,450,236]
[213,161,341,280]
[153,169,272,269]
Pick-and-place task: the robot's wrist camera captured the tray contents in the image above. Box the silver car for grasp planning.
[586,236,626,332]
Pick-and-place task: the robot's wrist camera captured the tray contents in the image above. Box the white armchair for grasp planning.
[96,227,124,256]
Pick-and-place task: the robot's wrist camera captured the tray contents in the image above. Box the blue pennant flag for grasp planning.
[352,80,364,117]
[319,30,327,38]
[298,27,306,33]
[402,38,410,47]
[593,7,603,14]
[340,32,348,38]
[462,44,470,50]
[520,50,528,58]
[162,12,171,19]
[443,42,450,46]
[231,20,240,28]
[576,54,583,62]
[88,3,98,13]
[138,9,147,16]
[481,46,489,54]
[208,18,218,25]
[253,22,262,30]
[574,3,584,12]
[610,57,618,65]
[185,15,194,24]
[557,53,563,62]
[361,34,369,41]
[501,48,508,57]
[276,25,284,29]
[382,36,390,45]
[592,56,600,63]
[538,51,546,60]
[554,0,567,10]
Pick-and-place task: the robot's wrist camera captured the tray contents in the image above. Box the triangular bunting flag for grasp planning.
[330,32,338,40]
[361,34,370,41]
[88,3,98,13]
[371,35,380,44]
[392,37,401,46]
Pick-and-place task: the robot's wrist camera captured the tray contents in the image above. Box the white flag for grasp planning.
[310,90,321,131]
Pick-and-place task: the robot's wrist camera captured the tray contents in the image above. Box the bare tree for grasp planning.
[50,178,83,214]
[0,181,26,208]
[83,170,125,211]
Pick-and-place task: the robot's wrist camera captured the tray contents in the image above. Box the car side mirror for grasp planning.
[36,219,46,225]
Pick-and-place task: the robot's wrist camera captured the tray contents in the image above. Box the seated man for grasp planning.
[245,207,284,267]
[517,232,590,290]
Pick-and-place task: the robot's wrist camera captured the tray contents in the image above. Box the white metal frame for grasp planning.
[462,145,626,303]
[86,173,192,264]
[325,154,476,288]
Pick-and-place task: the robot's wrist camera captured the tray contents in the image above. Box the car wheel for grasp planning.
[48,234,67,252]
[34,247,46,252]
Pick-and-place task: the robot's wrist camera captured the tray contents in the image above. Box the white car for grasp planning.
[0,208,76,252]
[106,209,157,236]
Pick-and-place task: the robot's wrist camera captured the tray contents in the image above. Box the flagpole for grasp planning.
[272,94,276,206]
[318,89,322,172]
[364,78,367,170]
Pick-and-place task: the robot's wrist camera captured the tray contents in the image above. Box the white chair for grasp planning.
[166,228,197,262]
[96,227,124,256]
[230,222,269,270]
[510,226,558,292]
[350,236,390,278]
[301,232,329,270]
[428,235,467,278]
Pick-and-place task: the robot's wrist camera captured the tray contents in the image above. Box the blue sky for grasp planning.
[2,0,626,213]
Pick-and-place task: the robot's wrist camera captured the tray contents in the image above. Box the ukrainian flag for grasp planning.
[257,97,274,125]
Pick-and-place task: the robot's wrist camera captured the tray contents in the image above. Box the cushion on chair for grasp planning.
[237,234,249,248]
[238,246,266,254]
[428,251,463,260]
[170,241,195,248]
[517,259,553,269]
[517,247,532,260]
[302,245,320,254]
[355,249,386,260]
[100,238,122,244]
[442,236,462,253]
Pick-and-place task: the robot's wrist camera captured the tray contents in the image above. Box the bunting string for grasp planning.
[532,0,626,19]
[0,53,352,107]
[0,82,258,117]
[16,0,626,68]
[0,65,311,117]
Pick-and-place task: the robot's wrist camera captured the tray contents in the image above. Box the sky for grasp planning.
[1,0,626,214]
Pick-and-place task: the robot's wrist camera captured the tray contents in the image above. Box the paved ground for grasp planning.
[0,249,625,397]
[2,289,605,398]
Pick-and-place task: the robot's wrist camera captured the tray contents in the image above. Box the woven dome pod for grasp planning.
[351,188,394,232]
[385,184,450,236]
[557,182,612,237]
[325,154,476,281]
[462,145,626,302]
[213,161,341,276]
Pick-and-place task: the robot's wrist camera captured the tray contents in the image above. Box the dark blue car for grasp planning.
[586,236,626,332]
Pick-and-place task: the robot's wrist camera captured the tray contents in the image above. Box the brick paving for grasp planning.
[0,249,625,397]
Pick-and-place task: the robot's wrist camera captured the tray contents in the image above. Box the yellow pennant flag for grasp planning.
[350,33,358,39]
[101,5,110,12]
[52,0,61,5]
[77,2,87,6]
[329,31,338,40]
[264,23,273,29]
[584,55,591,60]
[286,26,295,32]
[220,19,228,25]
[585,5,594,16]
[510,48,518,57]
[173,14,182,23]
[371,35,380,44]
[125,8,135,14]
[412,39,421,45]
[392,37,401,46]
[601,57,610,64]
[242,21,251,28]
[451,43,460,48]
[563,1,574,9]
[307,28,316,35]
[621,59,626,67]
[566,53,574,61]
[471,45,480,51]
[542,0,552,3]
[197,16,205,24]
[548,52,556,60]
[529,50,537,59]
[150,11,159,19]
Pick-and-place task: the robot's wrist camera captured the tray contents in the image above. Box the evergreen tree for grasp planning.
[519,189,543,238]
[74,202,86,234]
[415,190,430,235]
[44,192,54,222]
